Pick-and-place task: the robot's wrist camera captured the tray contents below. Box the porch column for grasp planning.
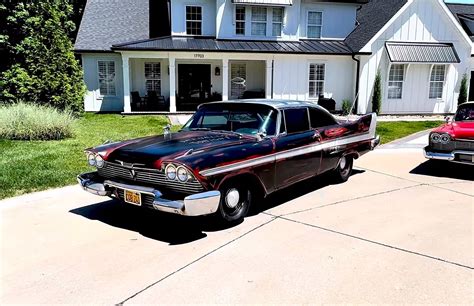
[169,57,177,112]
[265,59,273,99]
[122,56,131,113]
[222,58,229,101]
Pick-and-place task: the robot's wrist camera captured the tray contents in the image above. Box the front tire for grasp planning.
[217,182,252,222]
[332,155,353,183]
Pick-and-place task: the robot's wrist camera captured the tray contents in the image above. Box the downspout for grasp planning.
[351,53,360,114]
[271,59,274,99]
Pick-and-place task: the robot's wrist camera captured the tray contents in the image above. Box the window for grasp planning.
[251,7,267,36]
[429,65,446,99]
[186,6,202,35]
[145,62,161,93]
[388,64,404,99]
[230,63,246,98]
[309,107,337,128]
[98,60,116,96]
[272,7,283,36]
[307,11,322,39]
[284,108,310,134]
[235,6,245,35]
[308,63,325,99]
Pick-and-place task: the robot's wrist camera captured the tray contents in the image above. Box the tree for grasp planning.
[0,0,85,113]
[458,73,468,106]
[371,70,382,114]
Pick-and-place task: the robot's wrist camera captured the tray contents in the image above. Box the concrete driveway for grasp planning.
[1,133,473,304]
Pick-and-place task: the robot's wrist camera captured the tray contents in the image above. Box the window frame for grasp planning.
[251,6,267,36]
[429,64,446,100]
[308,63,326,100]
[185,5,203,36]
[307,11,323,39]
[271,7,284,37]
[97,60,116,97]
[235,5,246,36]
[144,62,161,95]
[387,64,405,100]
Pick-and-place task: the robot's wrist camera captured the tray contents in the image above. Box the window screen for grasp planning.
[284,108,310,134]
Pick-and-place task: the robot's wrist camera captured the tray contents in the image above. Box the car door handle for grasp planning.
[312,131,321,141]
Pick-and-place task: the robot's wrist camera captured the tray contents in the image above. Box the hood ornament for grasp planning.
[163,124,171,137]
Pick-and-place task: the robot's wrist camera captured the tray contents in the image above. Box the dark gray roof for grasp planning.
[447,3,474,42]
[385,42,460,63]
[345,0,408,52]
[112,36,352,54]
[75,0,150,51]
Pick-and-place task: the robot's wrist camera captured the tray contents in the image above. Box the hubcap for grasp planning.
[225,188,240,209]
[340,156,347,169]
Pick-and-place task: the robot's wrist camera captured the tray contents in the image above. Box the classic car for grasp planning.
[424,102,474,165]
[78,100,380,222]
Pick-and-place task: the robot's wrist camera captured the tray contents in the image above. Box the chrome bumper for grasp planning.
[423,147,474,165]
[370,135,381,150]
[77,172,221,216]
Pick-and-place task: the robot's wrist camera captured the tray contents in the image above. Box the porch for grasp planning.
[122,54,272,113]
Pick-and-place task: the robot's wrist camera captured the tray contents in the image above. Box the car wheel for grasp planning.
[217,182,252,222]
[332,155,353,183]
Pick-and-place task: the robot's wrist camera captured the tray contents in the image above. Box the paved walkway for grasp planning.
[1,144,472,303]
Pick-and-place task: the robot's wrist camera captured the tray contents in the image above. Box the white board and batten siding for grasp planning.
[171,0,216,36]
[358,0,472,114]
[82,53,124,112]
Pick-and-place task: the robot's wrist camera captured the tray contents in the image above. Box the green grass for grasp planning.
[377,121,443,144]
[0,115,442,200]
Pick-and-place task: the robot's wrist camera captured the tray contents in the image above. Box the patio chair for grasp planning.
[147,91,166,111]
[131,91,142,111]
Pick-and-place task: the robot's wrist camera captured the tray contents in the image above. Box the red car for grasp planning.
[424,102,474,165]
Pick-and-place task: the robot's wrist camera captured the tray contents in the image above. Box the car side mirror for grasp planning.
[445,116,453,124]
[163,124,171,135]
[256,130,267,141]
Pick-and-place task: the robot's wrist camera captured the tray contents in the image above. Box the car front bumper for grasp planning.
[77,172,221,216]
[423,147,474,165]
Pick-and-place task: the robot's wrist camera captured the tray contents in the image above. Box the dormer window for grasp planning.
[251,7,267,36]
[235,6,246,35]
[186,6,202,35]
[307,11,322,39]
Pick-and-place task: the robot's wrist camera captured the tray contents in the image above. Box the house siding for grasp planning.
[171,0,216,36]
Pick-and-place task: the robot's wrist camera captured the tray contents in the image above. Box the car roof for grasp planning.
[200,99,327,110]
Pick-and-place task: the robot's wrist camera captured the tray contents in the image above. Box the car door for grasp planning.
[274,107,322,189]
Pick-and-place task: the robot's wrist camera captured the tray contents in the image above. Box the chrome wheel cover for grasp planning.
[225,188,240,209]
[340,156,347,169]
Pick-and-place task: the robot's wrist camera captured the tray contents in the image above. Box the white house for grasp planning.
[75,0,474,114]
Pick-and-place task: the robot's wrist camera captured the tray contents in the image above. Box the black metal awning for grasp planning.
[112,36,353,55]
[385,42,460,63]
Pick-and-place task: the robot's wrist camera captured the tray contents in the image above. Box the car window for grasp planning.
[284,108,310,134]
[309,107,337,128]
[455,104,474,121]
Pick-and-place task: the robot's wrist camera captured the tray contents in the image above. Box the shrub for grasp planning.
[0,103,75,140]
[458,73,468,105]
[372,70,382,114]
[341,99,352,115]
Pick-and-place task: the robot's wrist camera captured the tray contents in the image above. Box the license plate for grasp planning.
[124,189,141,206]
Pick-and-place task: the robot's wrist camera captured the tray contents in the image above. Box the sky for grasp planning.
[444,0,474,4]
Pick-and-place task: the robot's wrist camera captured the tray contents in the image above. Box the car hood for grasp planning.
[433,121,474,139]
[103,131,257,168]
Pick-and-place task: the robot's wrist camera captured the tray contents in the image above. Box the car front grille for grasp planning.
[431,139,474,152]
[98,162,204,195]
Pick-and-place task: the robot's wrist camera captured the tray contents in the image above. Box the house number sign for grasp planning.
[194,54,205,59]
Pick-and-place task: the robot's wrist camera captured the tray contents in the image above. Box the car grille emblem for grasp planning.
[130,169,137,180]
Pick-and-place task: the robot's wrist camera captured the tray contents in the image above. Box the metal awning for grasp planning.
[385,42,460,63]
[231,0,293,6]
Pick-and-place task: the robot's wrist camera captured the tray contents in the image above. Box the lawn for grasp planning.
[0,115,442,200]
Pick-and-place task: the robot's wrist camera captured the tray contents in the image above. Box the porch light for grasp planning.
[215,66,221,76]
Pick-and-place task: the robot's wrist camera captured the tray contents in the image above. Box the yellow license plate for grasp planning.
[124,189,141,206]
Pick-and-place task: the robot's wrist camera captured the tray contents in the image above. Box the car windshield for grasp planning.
[182,103,278,136]
[455,104,474,121]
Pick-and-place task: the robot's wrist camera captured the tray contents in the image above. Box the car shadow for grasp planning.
[410,160,473,181]
[70,169,365,245]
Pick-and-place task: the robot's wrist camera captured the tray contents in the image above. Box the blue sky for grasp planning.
[445,0,474,3]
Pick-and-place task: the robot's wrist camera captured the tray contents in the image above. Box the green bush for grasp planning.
[0,103,75,140]
[341,99,352,115]
[372,70,382,114]
[458,73,468,105]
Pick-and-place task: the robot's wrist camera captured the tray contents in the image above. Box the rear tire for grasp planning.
[332,155,353,183]
[217,182,252,223]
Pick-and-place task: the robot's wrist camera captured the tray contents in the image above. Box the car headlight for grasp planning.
[440,134,451,144]
[177,166,189,182]
[430,133,441,143]
[87,153,96,166]
[95,154,105,168]
[165,164,177,180]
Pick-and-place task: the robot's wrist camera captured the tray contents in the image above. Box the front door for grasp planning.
[178,64,211,110]
[469,71,474,102]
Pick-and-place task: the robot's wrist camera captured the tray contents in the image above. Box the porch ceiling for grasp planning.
[112,36,353,55]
